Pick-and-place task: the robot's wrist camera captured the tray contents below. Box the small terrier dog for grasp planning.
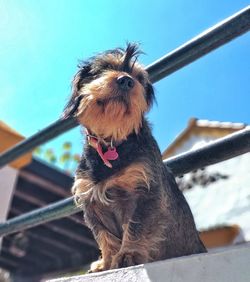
[64,43,206,272]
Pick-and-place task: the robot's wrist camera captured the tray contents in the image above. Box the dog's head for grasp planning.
[65,43,155,141]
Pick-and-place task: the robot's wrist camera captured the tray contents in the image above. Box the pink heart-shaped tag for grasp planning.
[104,147,119,161]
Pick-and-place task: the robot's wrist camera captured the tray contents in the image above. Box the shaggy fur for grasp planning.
[65,43,206,272]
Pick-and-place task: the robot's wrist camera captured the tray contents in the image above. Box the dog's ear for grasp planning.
[62,64,91,118]
[145,82,155,109]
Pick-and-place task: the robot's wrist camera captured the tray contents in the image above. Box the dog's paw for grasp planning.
[88,259,106,273]
[111,251,146,269]
[71,178,93,204]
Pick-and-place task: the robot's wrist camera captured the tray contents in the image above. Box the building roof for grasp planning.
[162,118,246,159]
[0,121,32,169]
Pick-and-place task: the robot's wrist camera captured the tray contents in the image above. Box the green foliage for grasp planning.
[45,148,54,157]
[49,155,57,164]
[33,142,80,175]
[60,152,71,163]
[34,146,42,155]
[63,142,72,150]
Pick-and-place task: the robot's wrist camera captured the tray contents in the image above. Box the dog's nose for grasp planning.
[116,75,135,91]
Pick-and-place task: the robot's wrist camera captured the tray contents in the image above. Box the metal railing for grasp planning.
[0,5,250,237]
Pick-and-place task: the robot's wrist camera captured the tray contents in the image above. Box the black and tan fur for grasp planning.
[65,43,206,272]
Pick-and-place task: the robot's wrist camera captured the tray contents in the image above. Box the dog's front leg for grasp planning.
[111,194,164,269]
[89,229,121,272]
[81,200,122,273]
[72,178,122,272]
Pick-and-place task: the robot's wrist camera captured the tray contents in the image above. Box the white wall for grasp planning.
[173,134,217,156]
[0,166,18,248]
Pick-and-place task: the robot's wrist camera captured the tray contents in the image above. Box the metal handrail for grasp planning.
[147,5,250,82]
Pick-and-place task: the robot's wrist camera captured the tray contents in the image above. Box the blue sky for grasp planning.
[0,1,249,166]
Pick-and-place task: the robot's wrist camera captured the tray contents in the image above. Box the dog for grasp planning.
[64,43,206,272]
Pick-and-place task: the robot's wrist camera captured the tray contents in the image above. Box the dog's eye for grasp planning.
[104,63,115,70]
[97,63,115,72]
[90,71,102,80]
[96,99,104,106]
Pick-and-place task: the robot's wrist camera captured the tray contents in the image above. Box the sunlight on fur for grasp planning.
[76,71,148,141]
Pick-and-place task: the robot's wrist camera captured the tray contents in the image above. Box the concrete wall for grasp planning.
[48,243,250,282]
[0,166,18,248]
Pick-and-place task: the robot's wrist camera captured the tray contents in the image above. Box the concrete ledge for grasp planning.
[49,243,250,282]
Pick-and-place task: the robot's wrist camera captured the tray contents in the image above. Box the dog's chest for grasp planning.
[85,187,136,239]
[83,161,152,238]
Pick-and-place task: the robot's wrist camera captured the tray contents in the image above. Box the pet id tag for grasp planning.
[104,147,119,160]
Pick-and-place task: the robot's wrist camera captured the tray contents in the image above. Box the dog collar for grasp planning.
[85,129,119,168]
